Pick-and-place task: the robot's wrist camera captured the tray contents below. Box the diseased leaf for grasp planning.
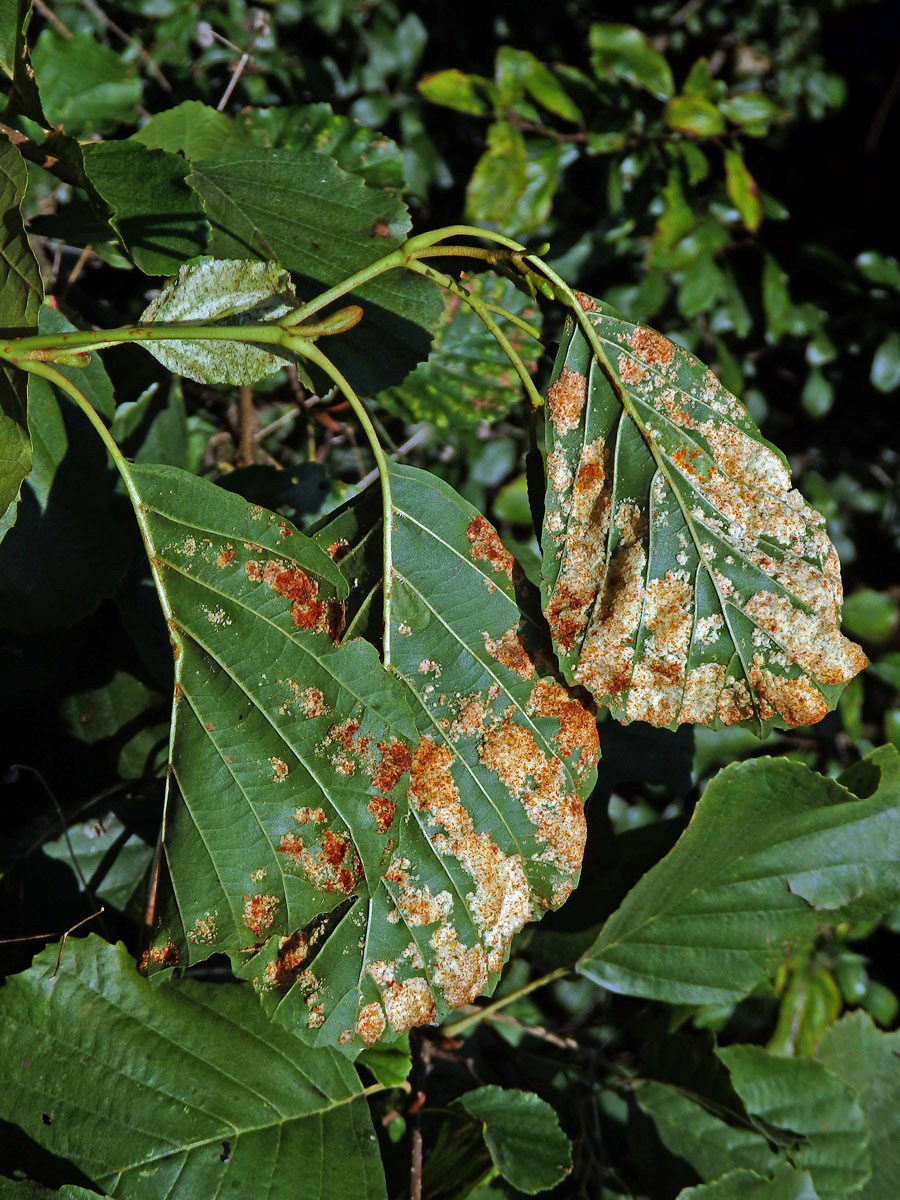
[0,135,41,521]
[540,295,865,732]
[377,272,542,429]
[188,150,443,393]
[138,258,298,385]
[578,744,900,1004]
[816,1012,900,1200]
[81,140,209,276]
[0,937,386,1200]
[139,462,596,1052]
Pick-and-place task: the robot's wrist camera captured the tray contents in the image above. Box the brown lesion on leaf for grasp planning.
[546,366,588,434]
[624,570,694,726]
[269,756,289,782]
[750,662,829,728]
[278,826,361,895]
[575,542,646,700]
[265,930,310,988]
[243,893,279,937]
[528,677,598,781]
[244,558,345,640]
[372,740,412,793]
[216,545,235,568]
[368,795,396,833]
[327,538,350,562]
[356,1001,387,1044]
[467,515,516,585]
[627,325,675,370]
[482,626,536,680]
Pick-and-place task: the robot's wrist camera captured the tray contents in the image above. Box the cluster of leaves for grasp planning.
[2,2,900,1199]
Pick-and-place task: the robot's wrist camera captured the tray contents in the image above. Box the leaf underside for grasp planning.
[142,463,596,1052]
[540,296,865,733]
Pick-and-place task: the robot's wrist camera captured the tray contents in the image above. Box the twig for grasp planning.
[408,1030,432,1200]
[217,53,250,111]
[77,0,175,96]
[356,427,431,490]
[237,384,258,466]
[0,123,81,187]
[33,0,72,37]
[0,907,106,979]
[866,60,900,153]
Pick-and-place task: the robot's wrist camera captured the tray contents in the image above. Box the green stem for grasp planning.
[440,966,570,1039]
[405,259,545,410]
[289,338,397,670]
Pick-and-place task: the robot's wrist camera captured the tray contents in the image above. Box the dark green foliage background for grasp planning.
[2,1,900,1198]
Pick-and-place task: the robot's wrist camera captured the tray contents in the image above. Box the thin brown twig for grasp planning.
[33,0,72,37]
[407,1030,431,1200]
[0,907,106,979]
[0,123,81,187]
[77,0,175,96]
[237,384,258,467]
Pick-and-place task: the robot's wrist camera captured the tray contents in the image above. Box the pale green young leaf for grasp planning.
[665,94,727,137]
[418,69,494,115]
[816,1012,900,1200]
[138,463,595,1052]
[0,937,386,1200]
[540,296,865,731]
[870,331,900,392]
[137,258,298,384]
[578,745,900,1003]
[465,122,528,225]
[723,147,762,232]
[0,135,41,521]
[132,99,251,160]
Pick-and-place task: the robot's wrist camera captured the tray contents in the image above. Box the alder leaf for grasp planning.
[0,937,386,1200]
[540,295,865,732]
[137,462,596,1052]
[138,258,299,385]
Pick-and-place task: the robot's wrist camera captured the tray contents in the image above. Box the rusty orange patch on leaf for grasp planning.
[467,515,515,584]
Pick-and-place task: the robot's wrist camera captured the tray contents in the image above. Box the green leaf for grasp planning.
[357,1037,411,1087]
[238,103,406,190]
[31,30,141,135]
[723,147,762,232]
[0,0,46,123]
[495,47,582,123]
[0,1183,108,1199]
[588,23,674,100]
[136,462,595,1051]
[540,297,865,731]
[0,937,386,1200]
[42,801,156,915]
[665,94,727,137]
[855,251,900,290]
[465,122,528,225]
[188,150,442,393]
[719,92,786,135]
[677,1165,821,1198]
[718,1046,870,1199]
[870,331,900,393]
[0,135,41,521]
[0,306,130,630]
[841,589,899,644]
[454,1086,572,1194]
[417,69,493,115]
[377,271,542,429]
[577,745,900,1004]
[816,1011,900,1199]
[132,99,251,160]
[81,140,209,276]
[801,368,833,419]
[137,258,299,385]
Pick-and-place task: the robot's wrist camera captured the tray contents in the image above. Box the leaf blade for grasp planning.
[540,297,865,731]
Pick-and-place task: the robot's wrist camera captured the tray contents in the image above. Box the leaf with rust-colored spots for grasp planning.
[541,295,865,734]
[578,744,900,1005]
[0,937,386,1200]
[136,461,595,1053]
[303,463,598,1046]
